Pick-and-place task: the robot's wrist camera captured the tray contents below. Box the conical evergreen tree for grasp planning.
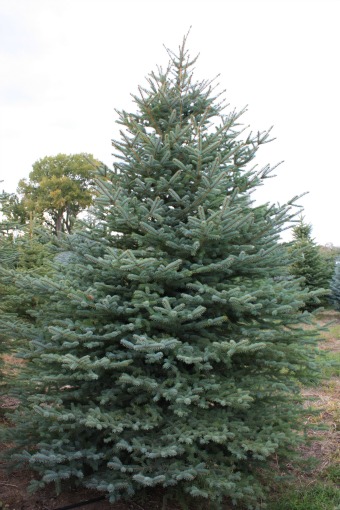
[0,190,20,393]
[0,198,52,322]
[1,39,320,508]
[330,261,340,310]
[0,191,53,402]
[289,218,329,310]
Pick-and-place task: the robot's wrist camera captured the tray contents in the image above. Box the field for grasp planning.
[268,310,340,510]
[0,311,339,510]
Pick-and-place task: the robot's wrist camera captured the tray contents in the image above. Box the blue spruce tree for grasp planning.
[1,38,319,509]
[289,218,330,310]
[330,261,340,310]
[0,191,52,410]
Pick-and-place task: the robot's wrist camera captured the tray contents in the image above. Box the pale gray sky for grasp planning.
[1,0,339,245]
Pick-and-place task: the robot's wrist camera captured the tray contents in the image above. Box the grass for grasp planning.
[269,483,340,510]
[318,322,340,379]
[267,309,340,510]
[320,351,340,379]
[324,463,340,484]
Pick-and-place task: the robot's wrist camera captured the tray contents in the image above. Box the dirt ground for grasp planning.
[1,311,339,510]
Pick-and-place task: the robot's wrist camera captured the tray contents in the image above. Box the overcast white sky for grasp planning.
[1,0,339,245]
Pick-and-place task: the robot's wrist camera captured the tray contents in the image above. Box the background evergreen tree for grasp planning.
[319,243,340,305]
[330,261,340,310]
[1,39,320,509]
[0,191,21,402]
[0,191,53,404]
[0,192,52,321]
[289,218,330,310]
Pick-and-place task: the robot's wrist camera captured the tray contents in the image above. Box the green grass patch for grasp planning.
[317,351,340,379]
[268,311,340,509]
[323,463,340,484]
[324,323,340,338]
[322,351,340,378]
[269,483,340,510]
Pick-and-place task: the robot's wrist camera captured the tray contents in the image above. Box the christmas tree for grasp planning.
[1,38,320,509]
[0,194,52,405]
[289,218,330,310]
[330,261,340,310]
[0,190,21,392]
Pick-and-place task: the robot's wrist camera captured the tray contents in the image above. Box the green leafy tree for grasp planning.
[17,153,102,235]
[1,39,320,509]
[289,218,330,309]
[0,191,29,227]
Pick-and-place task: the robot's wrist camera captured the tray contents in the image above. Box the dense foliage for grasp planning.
[0,193,52,395]
[289,219,330,310]
[17,153,102,235]
[1,40,320,509]
[330,261,340,310]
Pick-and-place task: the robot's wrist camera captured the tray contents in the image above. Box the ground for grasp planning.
[0,311,339,510]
